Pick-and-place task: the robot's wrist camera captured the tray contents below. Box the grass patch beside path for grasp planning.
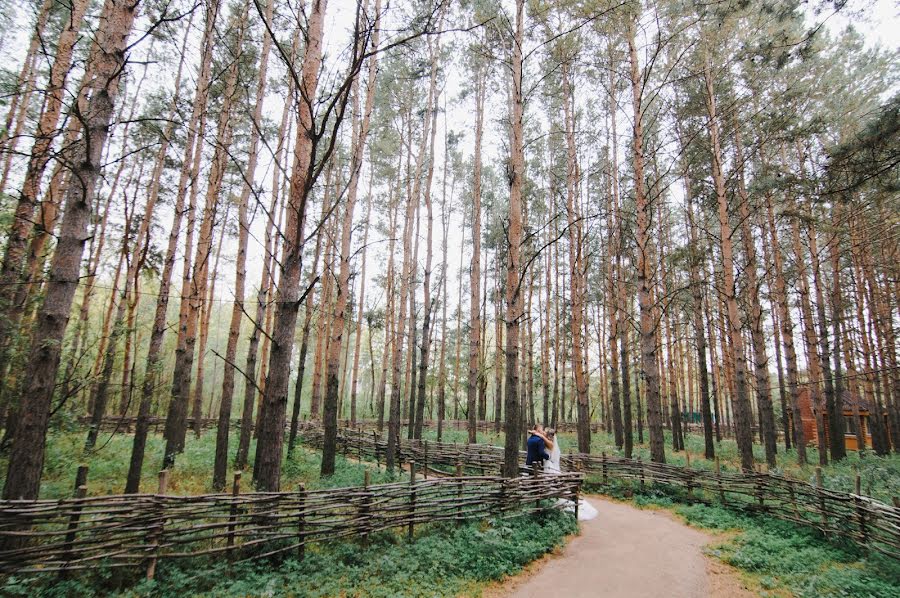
[617,489,900,598]
[2,509,577,598]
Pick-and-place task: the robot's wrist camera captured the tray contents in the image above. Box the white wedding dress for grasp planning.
[545,440,598,521]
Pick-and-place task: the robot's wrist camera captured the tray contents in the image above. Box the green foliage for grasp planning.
[2,510,577,597]
[675,503,900,598]
[0,430,393,498]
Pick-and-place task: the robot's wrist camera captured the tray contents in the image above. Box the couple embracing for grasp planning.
[526,424,561,473]
[526,424,599,521]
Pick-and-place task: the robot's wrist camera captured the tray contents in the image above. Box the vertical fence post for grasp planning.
[408,461,417,542]
[361,469,371,544]
[424,440,429,480]
[456,462,463,525]
[358,428,363,463]
[638,457,645,493]
[297,483,307,561]
[373,431,380,469]
[601,452,608,486]
[227,471,241,559]
[854,473,868,544]
[146,469,169,581]
[59,465,89,580]
[755,465,765,510]
[815,466,828,531]
[715,457,724,503]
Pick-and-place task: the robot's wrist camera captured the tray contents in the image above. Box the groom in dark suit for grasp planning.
[526,424,550,468]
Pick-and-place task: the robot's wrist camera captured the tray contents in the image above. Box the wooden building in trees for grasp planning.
[796,387,883,451]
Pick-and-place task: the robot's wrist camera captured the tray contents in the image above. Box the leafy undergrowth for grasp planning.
[1,509,577,598]
[0,430,398,499]
[625,490,900,598]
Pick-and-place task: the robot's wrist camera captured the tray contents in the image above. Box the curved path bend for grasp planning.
[494,496,754,598]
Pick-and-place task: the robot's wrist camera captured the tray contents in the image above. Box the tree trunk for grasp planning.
[124,11,196,493]
[164,1,241,469]
[253,0,329,492]
[3,0,139,501]
[734,123,777,467]
[0,0,89,375]
[703,58,754,471]
[467,64,486,444]
[502,0,525,478]
[321,0,380,474]
[628,21,664,463]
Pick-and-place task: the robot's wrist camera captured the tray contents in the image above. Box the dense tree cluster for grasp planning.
[0,0,896,498]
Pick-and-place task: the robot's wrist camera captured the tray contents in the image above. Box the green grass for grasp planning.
[0,429,401,499]
[674,502,900,598]
[1,509,578,598]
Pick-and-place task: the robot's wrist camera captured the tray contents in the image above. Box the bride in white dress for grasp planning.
[539,428,598,521]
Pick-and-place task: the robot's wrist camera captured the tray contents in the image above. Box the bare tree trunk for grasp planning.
[436,122,452,440]
[792,206,828,465]
[467,64,486,444]
[627,21,664,463]
[414,30,442,441]
[682,166,714,459]
[607,74,624,447]
[3,0,139,501]
[124,11,196,493]
[828,204,847,461]
[212,0,274,490]
[734,123,776,467]
[0,0,90,375]
[703,58,753,471]
[765,193,806,462]
[192,207,228,436]
[0,0,53,197]
[502,0,525,478]
[321,0,380,474]
[252,0,331,491]
[165,0,242,469]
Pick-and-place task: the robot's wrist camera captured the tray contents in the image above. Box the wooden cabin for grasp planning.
[796,387,876,451]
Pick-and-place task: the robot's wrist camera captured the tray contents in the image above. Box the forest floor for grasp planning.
[488,495,755,598]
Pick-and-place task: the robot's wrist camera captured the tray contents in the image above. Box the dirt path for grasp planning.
[491,496,754,598]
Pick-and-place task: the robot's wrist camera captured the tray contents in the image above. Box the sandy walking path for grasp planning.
[494,496,753,598]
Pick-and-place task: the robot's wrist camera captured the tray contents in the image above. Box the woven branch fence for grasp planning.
[301,426,900,560]
[0,469,581,577]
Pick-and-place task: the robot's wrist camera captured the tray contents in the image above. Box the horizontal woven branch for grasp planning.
[0,472,581,576]
[302,425,900,560]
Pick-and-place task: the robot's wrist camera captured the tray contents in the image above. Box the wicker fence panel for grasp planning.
[0,473,581,576]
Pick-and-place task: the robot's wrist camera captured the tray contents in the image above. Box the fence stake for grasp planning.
[853,473,868,544]
[227,471,241,558]
[146,469,169,581]
[424,441,429,480]
[361,470,371,545]
[358,428,363,463]
[755,466,764,510]
[59,465,89,580]
[715,457,724,503]
[297,483,307,561]
[638,457,645,493]
[456,462,463,525]
[601,452,608,486]
[373,431,380,469]
[815,467,828,531]
[408,461,417,542]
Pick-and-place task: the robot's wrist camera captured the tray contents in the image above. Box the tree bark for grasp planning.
[502,0,525,478]
[253,0,329,492]
[321,0,380,474]
[3,0,139,501]
[703,57,754,471]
